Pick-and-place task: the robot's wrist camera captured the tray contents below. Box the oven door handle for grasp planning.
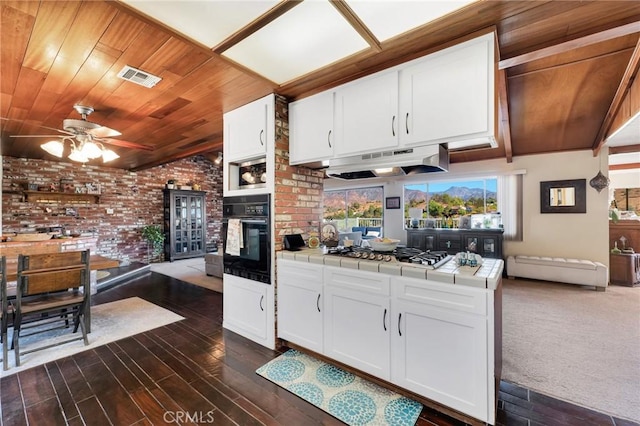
[240,219,268,225]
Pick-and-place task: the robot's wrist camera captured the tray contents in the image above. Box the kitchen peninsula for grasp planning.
[277,249,503,425]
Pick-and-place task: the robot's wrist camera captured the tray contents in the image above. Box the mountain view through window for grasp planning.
[405,179,497,228]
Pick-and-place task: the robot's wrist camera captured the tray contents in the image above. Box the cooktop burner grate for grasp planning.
[326,247,452,268]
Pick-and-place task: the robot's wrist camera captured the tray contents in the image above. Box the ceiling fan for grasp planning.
[8,105,153,163]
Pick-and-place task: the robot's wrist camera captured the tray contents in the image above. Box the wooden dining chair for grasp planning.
[11,250,90,367]
[1,256,7,371]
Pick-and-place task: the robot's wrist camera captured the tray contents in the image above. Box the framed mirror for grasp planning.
[540,179,586,213]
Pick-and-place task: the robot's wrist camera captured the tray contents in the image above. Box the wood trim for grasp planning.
[609,143,640,154]
[610,162,640,170]
[130,142,221,172]
[593,37,640,155]
[498,21,640,69]
[331,1,382,52]
[497,69,513,162]
[212,1,303,54]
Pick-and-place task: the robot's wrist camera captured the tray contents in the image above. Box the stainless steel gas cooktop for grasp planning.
[327,247,452,269]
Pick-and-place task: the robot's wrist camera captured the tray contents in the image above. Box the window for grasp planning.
[404,178,498,228]
[404,176,522,241]
[323,187,383,232]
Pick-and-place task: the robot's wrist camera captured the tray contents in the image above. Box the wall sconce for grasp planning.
[214,152,223,165]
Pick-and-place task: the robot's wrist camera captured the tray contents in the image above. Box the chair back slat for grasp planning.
[21,269,87,296]
[19,251,88,271]
[17,251,90,298]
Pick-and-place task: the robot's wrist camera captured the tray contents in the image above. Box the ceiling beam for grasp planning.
[130,142,221,171]
[498,21,640,69]
[331,1,382,52]
[212,0,303,54]
[497,68,513,163]
[609,144,640,154]
[592,36,640,155]
[609,162,640,170]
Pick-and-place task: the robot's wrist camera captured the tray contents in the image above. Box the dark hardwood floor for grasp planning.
[1,272,637,426]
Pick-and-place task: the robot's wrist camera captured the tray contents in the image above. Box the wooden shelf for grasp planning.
[23,191,100,204]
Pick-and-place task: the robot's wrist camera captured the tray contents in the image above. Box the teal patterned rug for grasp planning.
[256,349,422,426]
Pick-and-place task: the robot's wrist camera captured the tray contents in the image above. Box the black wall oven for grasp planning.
[222,194,271,284]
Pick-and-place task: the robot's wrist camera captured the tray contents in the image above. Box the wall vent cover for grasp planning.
[117,65,162,88]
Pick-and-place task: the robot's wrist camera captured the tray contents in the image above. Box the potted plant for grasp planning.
[166,179,176,189]
[142,224,165,263]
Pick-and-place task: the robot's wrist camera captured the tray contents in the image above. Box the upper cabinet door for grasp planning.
[289,91,335,166]
[334,70,399,157]
[225,94,272,161]
[399,33,495,146]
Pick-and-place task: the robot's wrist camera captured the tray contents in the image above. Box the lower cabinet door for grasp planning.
[324,286,390,380]
[391,300,489,422]
[277,260,323,353]
[223,274,274,349]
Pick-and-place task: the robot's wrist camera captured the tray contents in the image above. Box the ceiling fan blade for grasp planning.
[1,117,74,136]
[86,125,121,138]
[96,137,154,151]
[10,134,68,138]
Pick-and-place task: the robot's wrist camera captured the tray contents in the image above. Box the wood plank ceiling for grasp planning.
[1,1,639,171]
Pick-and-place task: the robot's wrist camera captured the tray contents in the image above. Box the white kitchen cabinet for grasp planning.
[277,259,324,353]
[334,70,399,157]
[224,94,272,161]
[399,33,495,147]
[289,91,334,166]
[391,276,494,424]
[323,266,391,380]
[223,274,275,349]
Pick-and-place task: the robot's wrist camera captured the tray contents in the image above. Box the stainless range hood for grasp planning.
[325,144,449,180]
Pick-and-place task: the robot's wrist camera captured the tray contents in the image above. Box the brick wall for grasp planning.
[2,155,223,264]
[273,95,325,251]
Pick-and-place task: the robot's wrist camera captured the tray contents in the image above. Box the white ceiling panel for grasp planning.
[346,0,477,42]
[222,1,369,84]
[122,0,278,47]
[606,111,640,147]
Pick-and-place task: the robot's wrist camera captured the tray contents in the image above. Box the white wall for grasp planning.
[609,168,640,189]
[324,149,610,266]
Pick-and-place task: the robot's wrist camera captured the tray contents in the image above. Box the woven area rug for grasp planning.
[2,297,184,377]
[257,349,422,426]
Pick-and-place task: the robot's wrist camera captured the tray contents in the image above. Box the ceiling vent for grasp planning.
[117,65,162,88]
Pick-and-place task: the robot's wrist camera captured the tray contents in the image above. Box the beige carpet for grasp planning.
[502,278,640,422]
[150,257,223,293]
[2,297,184,377]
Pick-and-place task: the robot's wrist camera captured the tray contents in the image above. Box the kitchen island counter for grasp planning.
[277,248,503,289]
[277,248,502,425]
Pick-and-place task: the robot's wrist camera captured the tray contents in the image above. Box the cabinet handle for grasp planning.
[392,115,396,137]
[405,113,409,134]
[259,295,264,311]
[259,129,264,146]
[398,313,402,336]
[316,294,321,312]
[327,130,332,148]
[383,308,387,331]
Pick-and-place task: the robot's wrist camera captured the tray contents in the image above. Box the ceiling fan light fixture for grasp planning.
[101,149,120,163]
[68,147,89,163]
[41,140,64,158]
[80,140,103,159]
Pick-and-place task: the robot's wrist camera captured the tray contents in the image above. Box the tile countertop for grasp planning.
[277,248,503,290]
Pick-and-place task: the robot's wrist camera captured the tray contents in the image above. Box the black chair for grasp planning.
[11,250,90,367]
[1,256,7,371]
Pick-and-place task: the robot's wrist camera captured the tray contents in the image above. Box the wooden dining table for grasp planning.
[4,254,119,332]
